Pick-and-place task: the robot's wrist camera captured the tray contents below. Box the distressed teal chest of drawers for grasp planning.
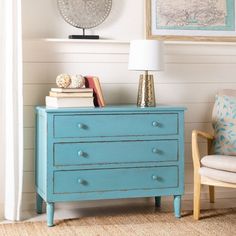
[35,106,185,226]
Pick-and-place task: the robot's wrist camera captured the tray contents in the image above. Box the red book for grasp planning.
[84,76,105,107]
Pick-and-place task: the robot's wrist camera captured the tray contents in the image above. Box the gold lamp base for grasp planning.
[137,74,156,107]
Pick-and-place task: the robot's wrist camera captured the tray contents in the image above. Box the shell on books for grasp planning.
[68,74,85,88]
[56,74,85,88]
[56,74,71,88]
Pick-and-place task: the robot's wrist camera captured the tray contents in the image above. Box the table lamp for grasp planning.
[128,40,164,107]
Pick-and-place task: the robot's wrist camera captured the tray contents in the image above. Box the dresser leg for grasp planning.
[46,202,55,227]
[36,193,43,214]
[174,195,181,218]
[155,196,161,208]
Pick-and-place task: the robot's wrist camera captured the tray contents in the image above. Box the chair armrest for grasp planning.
[192,130,214,141]
[192,130,214,171]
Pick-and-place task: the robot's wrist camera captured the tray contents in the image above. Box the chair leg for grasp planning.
[193,175,201,220]
[209,186,215,203]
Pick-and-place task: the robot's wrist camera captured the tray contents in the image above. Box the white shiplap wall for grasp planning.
[22,39,236,211]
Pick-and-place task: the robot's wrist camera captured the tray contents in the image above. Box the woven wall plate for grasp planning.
[57,0,112,29]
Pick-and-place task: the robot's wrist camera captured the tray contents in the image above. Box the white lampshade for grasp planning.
[128,40,164,71]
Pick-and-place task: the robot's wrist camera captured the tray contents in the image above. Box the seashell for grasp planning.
[68,74,85,88]
[56,74,71,88]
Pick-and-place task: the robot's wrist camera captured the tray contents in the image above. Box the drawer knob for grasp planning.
[78,179,85,185]
[152,148,159,154]
[78,151,85,157]
[77,123,85,129]
[152,121,159,127]
[152,175,159,181]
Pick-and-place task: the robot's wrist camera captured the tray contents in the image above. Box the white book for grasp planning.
[49,91,93,98]
[46,96,94,108]
[51,88,93,93]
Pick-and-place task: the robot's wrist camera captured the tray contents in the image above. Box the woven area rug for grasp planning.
[0,208,236,236]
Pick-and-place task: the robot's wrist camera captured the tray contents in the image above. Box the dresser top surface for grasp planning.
[36,105,186,113]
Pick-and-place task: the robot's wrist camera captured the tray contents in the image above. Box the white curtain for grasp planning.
[0,0,24,221]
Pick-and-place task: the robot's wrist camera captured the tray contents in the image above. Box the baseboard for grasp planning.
[21,190,236,213]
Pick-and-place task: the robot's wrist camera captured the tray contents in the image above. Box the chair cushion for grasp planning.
[199,167,236,184]
[201,155,236,173]
[212,90,236,156]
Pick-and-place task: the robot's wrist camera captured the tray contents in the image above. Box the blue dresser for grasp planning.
[35,106,185,226]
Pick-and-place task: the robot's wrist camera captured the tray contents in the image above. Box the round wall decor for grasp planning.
[57,0,112,39]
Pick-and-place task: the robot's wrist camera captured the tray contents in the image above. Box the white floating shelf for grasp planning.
[30,38,236,46]
[43,38,130,44]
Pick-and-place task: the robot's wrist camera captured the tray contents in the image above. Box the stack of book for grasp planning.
[46,88,94,108]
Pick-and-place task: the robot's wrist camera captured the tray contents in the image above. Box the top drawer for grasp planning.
[53,113,178,138]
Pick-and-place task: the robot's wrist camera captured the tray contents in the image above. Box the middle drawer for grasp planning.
[54,140,178,166]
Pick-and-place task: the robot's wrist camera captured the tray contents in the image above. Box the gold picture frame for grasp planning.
[146,0,236,42]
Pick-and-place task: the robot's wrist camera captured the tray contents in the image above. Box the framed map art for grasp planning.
[146,0,236,41]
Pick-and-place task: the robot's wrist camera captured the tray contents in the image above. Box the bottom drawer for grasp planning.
[54,166,178,194]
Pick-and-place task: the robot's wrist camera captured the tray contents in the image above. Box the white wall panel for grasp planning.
[23,62,236,85]
[24,150,34,172]
[23,83,236,106]
[24,128,35,149]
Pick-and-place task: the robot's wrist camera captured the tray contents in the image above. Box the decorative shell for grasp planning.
[68,74,85,88]
[56,74,71,88]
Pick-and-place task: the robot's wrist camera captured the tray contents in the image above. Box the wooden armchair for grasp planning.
[192,130,236,220]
